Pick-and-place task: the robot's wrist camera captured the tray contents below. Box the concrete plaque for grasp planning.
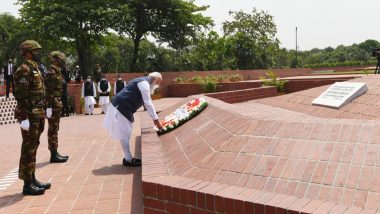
[312,82,368,109]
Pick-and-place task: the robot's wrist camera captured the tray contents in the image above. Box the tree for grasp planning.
[0,13,22,63]
[114,0,212,72]
[17,0,116,78]
[223,8,280,69]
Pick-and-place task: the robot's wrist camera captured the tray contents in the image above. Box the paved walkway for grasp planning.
[0,98,183,214]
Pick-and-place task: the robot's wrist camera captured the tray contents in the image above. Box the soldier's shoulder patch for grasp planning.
[20,64,30,72]
[18,77,28,84]
[48,69,56,74]
[15,64,30,75]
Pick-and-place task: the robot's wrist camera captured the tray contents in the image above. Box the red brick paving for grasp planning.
[141,76,380,213]
[256,74,380,120]
[0,98,182,214]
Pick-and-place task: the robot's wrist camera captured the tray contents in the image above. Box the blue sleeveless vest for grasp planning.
[111,76,150,122]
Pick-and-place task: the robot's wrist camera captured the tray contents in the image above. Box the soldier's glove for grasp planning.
[46,108,52,118]
[20,119,30,131]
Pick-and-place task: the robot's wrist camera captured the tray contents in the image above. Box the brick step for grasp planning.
[0,120,17,125]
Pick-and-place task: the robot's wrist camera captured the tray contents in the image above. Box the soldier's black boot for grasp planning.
[23,180,45,195]
[50,150,68,163]
[32,174,51,189]
[56,150,69,159]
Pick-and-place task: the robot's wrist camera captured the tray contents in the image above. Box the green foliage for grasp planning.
[202,80,218,93]
[113,0,213,71]
[216,74,229,82]
[190,76,203,83]
[223,9,280,69]
[0,13,23,62]
[260,71,287,92]
[174,76,187,83]
[173,74,243,84]
[2,2,379,73]
[17,0,116,77]
[229,74,243,82]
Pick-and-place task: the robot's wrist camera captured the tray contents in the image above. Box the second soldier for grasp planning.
[45,51,69,163]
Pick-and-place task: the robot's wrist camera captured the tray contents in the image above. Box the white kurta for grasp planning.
[98,81,111,105]
[103,80,158,140]
[82,82,97,114]
[114,80,126,95]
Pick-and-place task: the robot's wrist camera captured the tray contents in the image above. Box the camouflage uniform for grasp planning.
[14,58,45,182]
[45,64,63,151]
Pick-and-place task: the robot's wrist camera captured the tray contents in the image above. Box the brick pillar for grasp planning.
[0,85,5,96]
[67,83,82,115]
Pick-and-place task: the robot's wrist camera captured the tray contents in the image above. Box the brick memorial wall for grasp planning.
[168,81,263,97]
[0,85,5,96]
[284,76,357,93]
[106,68,311,98]
[140,92,380,213]
[67,83,82,115]
[206,86,278,104]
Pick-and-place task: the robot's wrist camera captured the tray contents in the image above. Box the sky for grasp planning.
[1,0,380,50]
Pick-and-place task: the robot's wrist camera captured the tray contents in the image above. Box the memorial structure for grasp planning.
[142,75,380,213]
[312,82,368,109]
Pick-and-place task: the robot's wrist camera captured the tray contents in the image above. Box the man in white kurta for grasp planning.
[97,74,111,114]
[114,74,126,95]
[103,72,163,167]
[81,76,97,115]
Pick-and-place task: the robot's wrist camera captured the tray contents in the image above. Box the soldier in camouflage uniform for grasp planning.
[14,40,51,195]
[45,51,69,163]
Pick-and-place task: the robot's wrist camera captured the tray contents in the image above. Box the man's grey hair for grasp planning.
[148,72,162,80]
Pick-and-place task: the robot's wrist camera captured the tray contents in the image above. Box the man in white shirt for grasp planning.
[103,72,163,167]
[81,76,97,115]
[114,74,126,95]
[4,59,15,99]
[97,74,111,114]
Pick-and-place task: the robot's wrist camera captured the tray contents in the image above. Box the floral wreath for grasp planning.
[155,97,208,135]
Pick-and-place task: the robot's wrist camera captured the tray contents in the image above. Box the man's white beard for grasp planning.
[150,84,159,95]
[150,84,155,95]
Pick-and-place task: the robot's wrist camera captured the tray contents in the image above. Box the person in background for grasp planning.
[81,75,96,115]
[4,59,15,99]
[103,72,164,167]
[97,74,111,114]
[61,66,70,117]
[94,64,102,83]
[0,66,4,85]
[114,74,126,95]
[74,66,81,84]
[44,51,69,163]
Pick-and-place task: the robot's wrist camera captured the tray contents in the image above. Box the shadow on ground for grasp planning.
[36,161,50,169]
[0,193,24,209]
[92,164,135,176]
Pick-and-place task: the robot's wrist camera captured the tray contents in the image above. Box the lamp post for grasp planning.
[295,27,298,68]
